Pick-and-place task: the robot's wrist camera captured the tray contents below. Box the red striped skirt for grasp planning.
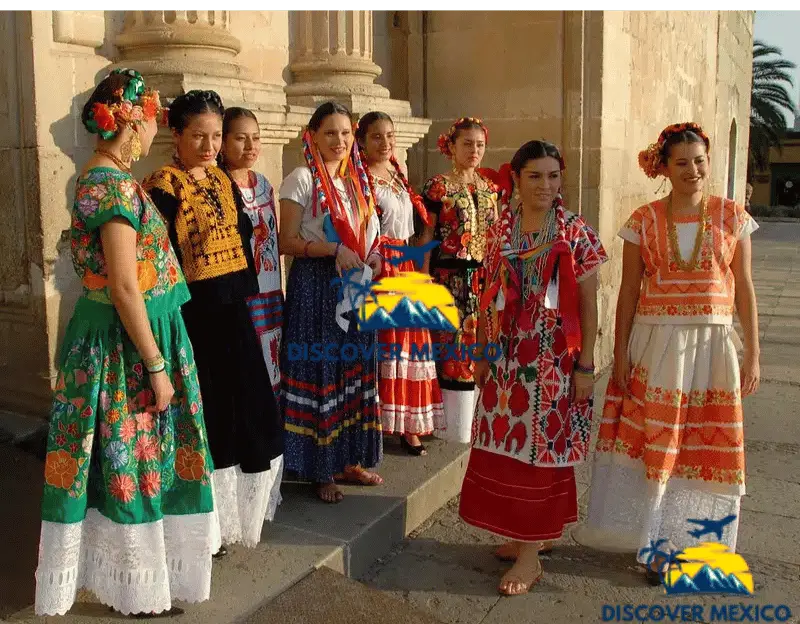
[459,448,578,542]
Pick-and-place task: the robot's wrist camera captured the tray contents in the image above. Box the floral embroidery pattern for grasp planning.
[72,169,186,306]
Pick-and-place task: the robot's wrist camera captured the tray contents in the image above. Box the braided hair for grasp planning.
[167,90,224,133]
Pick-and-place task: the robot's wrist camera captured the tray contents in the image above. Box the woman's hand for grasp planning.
[475,359,490,388]
[612,352,630,390]
[740,351,760,397]
[572,371,594,403]
[366,254,382,279]
[146,370,175,413]
[335,245,364,276]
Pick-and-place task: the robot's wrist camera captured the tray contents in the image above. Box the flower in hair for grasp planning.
[92,103,118,134]
[639,121,711,179]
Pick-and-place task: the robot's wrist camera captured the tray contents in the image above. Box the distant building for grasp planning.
[750,130,800,207]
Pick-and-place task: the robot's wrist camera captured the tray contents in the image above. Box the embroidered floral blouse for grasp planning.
[422,173,499,265]
[72,168,189,319]
[619,196,758,325]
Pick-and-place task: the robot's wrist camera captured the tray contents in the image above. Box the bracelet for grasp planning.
[334,242,342,259]
[575,362,595,375]
[144,354,166,374]
[303,241,312,257]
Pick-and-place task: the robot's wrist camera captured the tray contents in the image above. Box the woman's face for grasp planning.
[222,115,261,170]
[513,156,562,212]
[312,113,352,164]
[360,119,395,164]
[664,141,709,196]
[136,117,158,157]
[451,127,486,171]
[173,112,223,169]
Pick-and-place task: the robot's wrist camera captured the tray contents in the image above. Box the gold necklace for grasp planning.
[666,194,707,271]
[94,149,131,174]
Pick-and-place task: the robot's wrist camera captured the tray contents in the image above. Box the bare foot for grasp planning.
[335,465,384,486]
[317,482,344,503]
[498,544,544,596]
[495,540,554,561]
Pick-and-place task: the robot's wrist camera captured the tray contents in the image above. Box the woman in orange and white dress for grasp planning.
[575,123,761,584]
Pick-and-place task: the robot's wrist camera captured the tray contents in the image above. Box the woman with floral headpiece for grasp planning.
[34,69,218,617]
[575,123,760,585]
[355,111,444,456]
[458,140,607,595]
[278,101,384,504]
[420,117,499,444]
[143,90,284,555]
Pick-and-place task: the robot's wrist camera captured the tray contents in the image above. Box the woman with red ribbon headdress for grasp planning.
[574,123,760,586]
[420,117,499,444]
[355,111,444,456]
[458,140,608,596]
[278,102,384,504]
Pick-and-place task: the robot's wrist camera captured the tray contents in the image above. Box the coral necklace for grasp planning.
[666,193,707,271]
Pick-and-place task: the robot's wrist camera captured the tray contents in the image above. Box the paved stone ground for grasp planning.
[359,222,800,624]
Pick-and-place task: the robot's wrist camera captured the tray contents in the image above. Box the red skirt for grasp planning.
[459,448,578,542]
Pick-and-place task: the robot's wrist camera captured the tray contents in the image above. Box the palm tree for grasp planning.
[639,538,672,582]
[749,39,797,176]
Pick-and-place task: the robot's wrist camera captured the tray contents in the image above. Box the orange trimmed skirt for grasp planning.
[459,448,578,542]
[580,323,744,559]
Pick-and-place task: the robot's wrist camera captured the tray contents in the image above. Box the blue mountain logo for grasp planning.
[359,296,456,332]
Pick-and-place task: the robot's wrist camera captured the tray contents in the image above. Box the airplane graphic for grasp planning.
[686,515,738,541]
[384,241,440,270]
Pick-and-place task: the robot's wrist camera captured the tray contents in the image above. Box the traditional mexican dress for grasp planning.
[279,166,383,483]
[235,170,283,396]
[144,165,284,548]
[459,204,607,541]
[422,173,498,444]
[372,172,444,436]
[578,196,757,560]
[35,168,219,616]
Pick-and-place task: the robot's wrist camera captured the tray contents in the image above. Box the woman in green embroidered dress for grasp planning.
[34,69,219,618]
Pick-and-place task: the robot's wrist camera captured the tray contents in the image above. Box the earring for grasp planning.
[120,132,142,163]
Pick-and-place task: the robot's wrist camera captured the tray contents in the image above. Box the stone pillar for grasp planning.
[115,11,243,82]
[286,11,390,102]
[283,10,430,181]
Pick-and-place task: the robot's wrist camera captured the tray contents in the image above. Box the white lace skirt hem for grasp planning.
[211,455,284,549]
[34,508,218,616]
[575,455,741,562]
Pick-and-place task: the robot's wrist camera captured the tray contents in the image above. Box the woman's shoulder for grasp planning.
[422,173,448,199]
[278,166,313,203]
[142,165,183,196]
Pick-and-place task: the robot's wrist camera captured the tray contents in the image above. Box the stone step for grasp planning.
[245,565,446,624]
[5,437,469,623]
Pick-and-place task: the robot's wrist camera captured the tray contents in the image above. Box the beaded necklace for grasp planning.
[511,203,558,301]
[174,155,226,220]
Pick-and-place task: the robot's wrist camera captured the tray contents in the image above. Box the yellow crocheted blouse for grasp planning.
[144,165,248,283]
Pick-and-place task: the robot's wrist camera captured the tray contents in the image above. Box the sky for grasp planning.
[754,11,800,129]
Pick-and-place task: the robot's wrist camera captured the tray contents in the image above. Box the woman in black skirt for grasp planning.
[144,90,284,553]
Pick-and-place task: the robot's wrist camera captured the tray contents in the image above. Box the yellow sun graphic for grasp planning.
[361,271,460,329]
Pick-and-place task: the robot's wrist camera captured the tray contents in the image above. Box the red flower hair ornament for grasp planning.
[638,122,711,179]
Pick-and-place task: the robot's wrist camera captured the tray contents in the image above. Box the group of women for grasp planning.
[34,67,760,617]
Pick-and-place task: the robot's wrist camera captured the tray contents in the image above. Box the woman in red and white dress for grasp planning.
[356,111,444,455]
[461,140,607,595]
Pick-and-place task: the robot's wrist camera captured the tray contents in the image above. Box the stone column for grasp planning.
[283,10,430,181]
[286,11,390,103]
[115,11,244,83]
